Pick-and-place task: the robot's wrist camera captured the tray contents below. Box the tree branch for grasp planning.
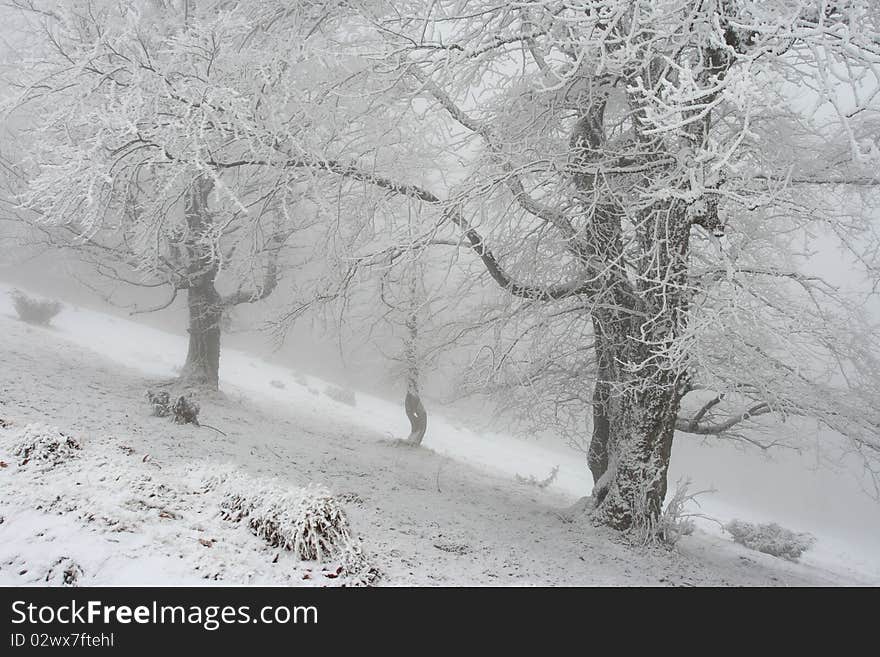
[676,402,772,435]
[209,155,594,301]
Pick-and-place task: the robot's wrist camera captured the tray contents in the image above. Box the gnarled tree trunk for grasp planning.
[588,371,685,530]
[405,388,427,445]
[584,200,692,530]
[402,256,428,445]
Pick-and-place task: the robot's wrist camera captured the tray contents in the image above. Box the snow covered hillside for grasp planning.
[0,284,877,585]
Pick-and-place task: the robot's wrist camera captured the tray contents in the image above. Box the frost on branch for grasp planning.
[216,475,379,584]
[12,423,81,467]
[725,519,816,562]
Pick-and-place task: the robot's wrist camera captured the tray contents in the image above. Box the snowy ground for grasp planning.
[1,283,877,586]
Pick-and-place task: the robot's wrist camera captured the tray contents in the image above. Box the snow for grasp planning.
[1,282,878,586]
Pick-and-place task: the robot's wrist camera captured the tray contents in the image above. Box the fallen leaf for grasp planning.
[323,565,344,579]
[198,538,213,548]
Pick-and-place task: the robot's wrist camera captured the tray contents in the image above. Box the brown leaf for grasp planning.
[0,461,8,468]
[323,565,344,579]
[158,510,176,519]
[198,538,213,548]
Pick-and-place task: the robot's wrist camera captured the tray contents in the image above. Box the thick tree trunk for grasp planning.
[589,380,683,530]
[176,175,222,390]
[179,281,222,389]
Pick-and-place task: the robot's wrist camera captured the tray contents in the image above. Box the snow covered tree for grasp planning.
[8,0,878,534]
[1,0,362,388]
[246,0,880,530]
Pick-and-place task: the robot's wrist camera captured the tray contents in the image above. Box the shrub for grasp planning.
[631,478,708,547]
[9,289,62,326]
[220,483,351,561]
[515,465,559,489]
[655,480,699,545]
[171,395,200,425]
[323,385,356,407]
[12,423,81,467]
[214,474,380,585]
[145,391,199,425]
[725,519,816,562]
[146,390,172,417]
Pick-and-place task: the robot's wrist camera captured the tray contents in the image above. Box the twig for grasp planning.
[199,423,227,436]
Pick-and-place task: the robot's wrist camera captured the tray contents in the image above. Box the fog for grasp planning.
[2,1,880,588]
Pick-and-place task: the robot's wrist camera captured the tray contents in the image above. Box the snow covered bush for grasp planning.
[323,385,356,407]
[216,475,379,584]
[220,483,351,560]
[515,465,559,490]
[146,390,171,417]
[171,395,200,425]
[655,481,699,546]
[333,542,380,587]
[9,289,62,326]
[12,423,81,467]
[632,478,705,546]
[725,519,816,562]
[146,391,199,425]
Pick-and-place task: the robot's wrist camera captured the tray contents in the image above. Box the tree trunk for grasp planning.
[587,321,612,487]
[589,379,683,530]
[176,175,222,390]
[179,281,222,389]
[584,201,691,531]
[405,390,428,445]
[402,255,427,445]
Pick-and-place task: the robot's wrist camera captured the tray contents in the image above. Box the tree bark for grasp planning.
[587,321,612,488]
[402,256,428,445]
[589,379,684,530]
[405,389,428,445]
[179,281,222,388]
[584,200,691,530]
[176,175,222,390]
